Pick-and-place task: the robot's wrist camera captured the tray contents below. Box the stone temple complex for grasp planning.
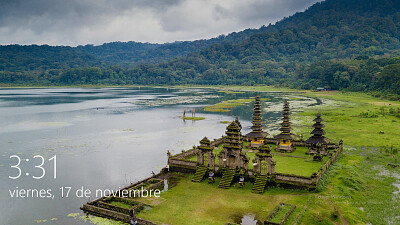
[167,95,343,192]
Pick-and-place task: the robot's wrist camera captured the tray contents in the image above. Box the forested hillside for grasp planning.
[0,27,265,71]
[1,0,400,97]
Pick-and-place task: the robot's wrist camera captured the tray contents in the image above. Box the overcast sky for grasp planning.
[0,0,321,46]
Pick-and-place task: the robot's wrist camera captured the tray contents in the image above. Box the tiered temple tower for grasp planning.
[274,100,295,152]
[235,116,242,130]
[219,120,248,169]
[246,95,268,147]
[306,113,330,155]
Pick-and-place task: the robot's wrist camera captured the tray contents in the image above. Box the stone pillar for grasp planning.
[207,152,215,168]
[253,154,262,174]
[267,158,276,175]
[242,156,249,171]
[218,153,224,167]
[197,151,204,165]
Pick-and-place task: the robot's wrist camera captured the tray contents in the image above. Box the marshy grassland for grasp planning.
[136,88,400,225]
[292,91,400,225]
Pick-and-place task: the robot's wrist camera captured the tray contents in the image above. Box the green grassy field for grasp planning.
[137,174,311,225]
[273,155,328,176]
[268,203,294,224]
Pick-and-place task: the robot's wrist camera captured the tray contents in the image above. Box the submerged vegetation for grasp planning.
[203,98,254,112]
[180,116,205,121]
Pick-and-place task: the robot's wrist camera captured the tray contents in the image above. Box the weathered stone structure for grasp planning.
[166,98,344,190]
[196,137,215,168]
[218,121,249,170]
[246,95,268,147]
[253,144,275,175]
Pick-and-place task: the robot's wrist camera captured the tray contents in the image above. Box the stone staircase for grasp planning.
[252,174,269,193]
[192,166,208,182]
[218,169,235,189]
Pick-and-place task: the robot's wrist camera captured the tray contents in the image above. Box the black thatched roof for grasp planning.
[314,118,323,123]
[246,131,268,138]
[200,137,211,145]
[305,136,330,144]
[279,126,292,132]
[311,129,326,135]
[274,133,294,140]
[312,123,325,129]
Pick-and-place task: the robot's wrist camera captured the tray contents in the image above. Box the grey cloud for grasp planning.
[213,0,320,26]
[0,0,321,46]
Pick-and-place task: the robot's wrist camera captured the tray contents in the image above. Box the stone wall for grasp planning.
[81,204,131,222]
[87,172,164,205]
[171,138,223,160]
[264,203,296,225]
[168,158,197,168]
[172,148,198,159]
[275,173,313,186]
[211,137,224,146]
[81,204,156,225]
[98,201,131,214]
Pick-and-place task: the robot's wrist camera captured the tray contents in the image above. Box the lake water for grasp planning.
[0,87,319,225]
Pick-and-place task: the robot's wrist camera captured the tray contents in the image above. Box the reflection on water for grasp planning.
[232,213,263,225]
[0,87,320,224]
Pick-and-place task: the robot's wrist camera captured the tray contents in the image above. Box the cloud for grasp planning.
[0,0,321,46]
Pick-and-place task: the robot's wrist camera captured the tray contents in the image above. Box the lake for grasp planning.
[0,87,319,224]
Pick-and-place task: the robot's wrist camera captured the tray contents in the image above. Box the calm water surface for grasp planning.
[0,87,318,225]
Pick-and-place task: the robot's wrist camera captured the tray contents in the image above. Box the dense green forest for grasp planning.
[1,0,400,97]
